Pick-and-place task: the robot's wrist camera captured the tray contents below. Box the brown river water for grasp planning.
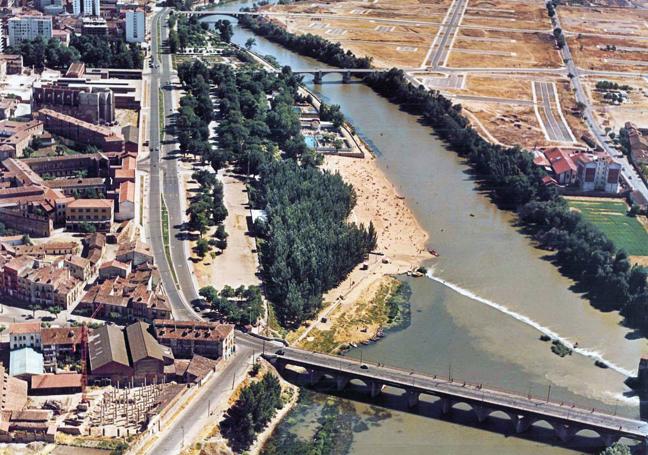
[198,5,648,452]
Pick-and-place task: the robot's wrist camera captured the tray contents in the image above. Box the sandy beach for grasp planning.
[291,151,433,346]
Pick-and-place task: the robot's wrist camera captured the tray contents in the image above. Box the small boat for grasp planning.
[595,360,609,369]
[349,343,358,348]
[428,249,439,257]
[469,213,475,217]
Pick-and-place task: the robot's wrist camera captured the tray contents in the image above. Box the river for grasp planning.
[199,3,648,452]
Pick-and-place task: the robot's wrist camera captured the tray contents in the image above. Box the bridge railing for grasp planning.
[290,349,626,421]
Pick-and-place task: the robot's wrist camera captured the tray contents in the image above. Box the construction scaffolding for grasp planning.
[91,378,166,432]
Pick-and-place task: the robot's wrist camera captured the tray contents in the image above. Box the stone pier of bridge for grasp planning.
[267,354,648,451]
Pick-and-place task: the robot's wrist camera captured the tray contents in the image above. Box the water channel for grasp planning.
[198,3,648,452]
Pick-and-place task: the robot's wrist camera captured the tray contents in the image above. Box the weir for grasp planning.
[265,347,648,449]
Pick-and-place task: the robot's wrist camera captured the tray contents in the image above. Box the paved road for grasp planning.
[550,2,648,199]
[146,341,255,454]
[148,8,202,321]
[428,0,468,68]
[450,94,534,106]
[534,81,573,142]
[269,347,648,440]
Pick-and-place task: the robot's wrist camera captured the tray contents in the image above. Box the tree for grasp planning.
[199,286,219,303]
[600,443,630,455]
[30,303,42,318]
[215,224,228,240]
[78,222,96,233]
[245,37,256,50]
[196,238,210,257]
[168,30,179,53]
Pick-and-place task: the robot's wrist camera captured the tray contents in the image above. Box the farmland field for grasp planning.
[566,198,648,256]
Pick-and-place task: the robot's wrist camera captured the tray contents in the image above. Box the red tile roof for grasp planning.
[544,148,576,175]
[9,322,41,335]
[30,374,82,390]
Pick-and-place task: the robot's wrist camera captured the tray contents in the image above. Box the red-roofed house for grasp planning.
[544,148,577,185]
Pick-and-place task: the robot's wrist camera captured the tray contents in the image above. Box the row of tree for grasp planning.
[188,169,228,230]
[167,15,233,53]
[6,35,144,71]
[221,373,283,451]
[237,14,372,69]
[362,68,648,332]
[199,284,263,326]
[202,61,376,326]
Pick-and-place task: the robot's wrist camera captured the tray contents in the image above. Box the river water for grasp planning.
[200,3,648,452]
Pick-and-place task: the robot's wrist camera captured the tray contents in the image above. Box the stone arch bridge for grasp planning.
[265,348,648,450]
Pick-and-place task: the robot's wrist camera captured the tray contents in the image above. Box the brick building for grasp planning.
[33,109,124,153]
[65,198,114,231]
[152,320,234,360]
[32,85,115,125]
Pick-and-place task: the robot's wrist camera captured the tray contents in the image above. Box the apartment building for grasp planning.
[9,322,42,350]
[72,0,100,16]
[125,10,145,43]
[152,320,235,360]
[7,16,53,47]
[65,198,114,231]
[574,152,622,193]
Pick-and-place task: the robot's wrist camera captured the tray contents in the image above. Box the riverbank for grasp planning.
[299,276,411,353]
[287,151,431,347]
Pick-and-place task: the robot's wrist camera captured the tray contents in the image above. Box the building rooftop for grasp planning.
[9,348,44,377]
[119,180,135,203]
[153,320,234,343]
[125,321,164,364]
[99,259,129,271]
[88,324,130,371]
[41,327,82,346]
[30,373,82,390]
[8,322,41,336]
[67,198,114,209]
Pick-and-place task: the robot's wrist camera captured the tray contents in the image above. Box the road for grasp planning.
[533,81,574,142]
[426,0,469,68]
[145,341,255,454]
[269,347,648,440]
[148,8,202,321]
[550,3,648,199]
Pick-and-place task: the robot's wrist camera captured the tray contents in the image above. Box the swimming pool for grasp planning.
[304,135,318,149]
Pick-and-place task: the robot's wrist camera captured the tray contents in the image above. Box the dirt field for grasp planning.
[443,74,533,99]
[582,76,648,132]
[447,30,562,68]
[283,16,437,68]
[558,6,648,38]
[464,101,547,148]
[554,79,590,145]
[568,35,648,72]
[267,0,453,18]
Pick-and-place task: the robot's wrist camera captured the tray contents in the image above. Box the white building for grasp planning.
[574,152,622,193]
[7,16,53,47]
[73,0,100,16]
[125,10,146,43]
[9,322,42,350]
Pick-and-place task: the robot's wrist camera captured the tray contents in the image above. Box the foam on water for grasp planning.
[425,270,636,378]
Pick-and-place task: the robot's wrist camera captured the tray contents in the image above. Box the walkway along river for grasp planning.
[198,5,648,453]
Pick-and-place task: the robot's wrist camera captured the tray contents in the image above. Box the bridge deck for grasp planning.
[268,348,648,440]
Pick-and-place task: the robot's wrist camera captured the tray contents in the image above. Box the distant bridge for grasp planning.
[265,348,648,449]
[277,68,405,83]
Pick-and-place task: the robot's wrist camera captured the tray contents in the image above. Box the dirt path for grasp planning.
[208,170,261,290]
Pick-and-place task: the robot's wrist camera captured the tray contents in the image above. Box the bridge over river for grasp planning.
[264,347,648,449]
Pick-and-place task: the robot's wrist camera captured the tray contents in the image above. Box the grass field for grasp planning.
[567,198,648,256]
